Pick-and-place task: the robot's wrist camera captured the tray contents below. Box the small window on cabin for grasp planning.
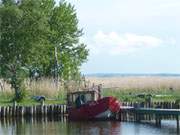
[73,94,78,102]
[85,93,93,102]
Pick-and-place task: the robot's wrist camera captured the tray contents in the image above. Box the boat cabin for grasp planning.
[67,90,100,107]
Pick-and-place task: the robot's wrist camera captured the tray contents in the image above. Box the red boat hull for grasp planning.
[68,97,121,120]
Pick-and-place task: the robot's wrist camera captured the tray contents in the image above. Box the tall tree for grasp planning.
[49,1,88,81]
[0,0,53,101]
[0,0,88,101]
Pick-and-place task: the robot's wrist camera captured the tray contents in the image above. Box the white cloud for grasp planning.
[86,31,175,55]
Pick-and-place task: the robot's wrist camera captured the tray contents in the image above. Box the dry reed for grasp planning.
[2,76,180,97]
[0,78,86,98]
[86,76,180,91]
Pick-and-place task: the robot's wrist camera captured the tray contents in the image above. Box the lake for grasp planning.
[0,116,179,135]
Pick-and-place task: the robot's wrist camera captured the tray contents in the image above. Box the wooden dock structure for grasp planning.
[0,104,67,118]
[119,106,180,132]
[0,101,180,132]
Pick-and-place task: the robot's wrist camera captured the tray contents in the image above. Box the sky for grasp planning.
[65,0,180,74]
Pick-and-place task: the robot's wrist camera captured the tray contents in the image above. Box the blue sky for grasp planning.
[66,0,180,74]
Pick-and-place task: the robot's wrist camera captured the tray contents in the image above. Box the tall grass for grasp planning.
[0,78,86,98]
[87,76,180,91]
[1,76,180,103]
[87,76,180,102]
[0,77,90,106]
[27,78,61,98]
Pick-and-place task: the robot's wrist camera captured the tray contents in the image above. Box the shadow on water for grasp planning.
[0,116,179,135]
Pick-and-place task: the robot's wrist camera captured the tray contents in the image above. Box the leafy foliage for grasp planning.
[0,0,88,101]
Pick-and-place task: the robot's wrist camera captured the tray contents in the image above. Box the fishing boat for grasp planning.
[67,85,121,120]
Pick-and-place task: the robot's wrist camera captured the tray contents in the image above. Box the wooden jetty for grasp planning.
[0,101,180,132]
[118,106,180,132]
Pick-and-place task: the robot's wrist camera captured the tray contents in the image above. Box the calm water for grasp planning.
[0,117,179,135]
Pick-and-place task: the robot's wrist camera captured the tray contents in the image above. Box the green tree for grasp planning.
[0,0,88,101]
[0,0,53,101]
[49,1,88,81]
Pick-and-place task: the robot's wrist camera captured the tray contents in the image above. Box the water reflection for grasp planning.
[0,116,67,135]
[0,117,179,135]
[67,121,121,135]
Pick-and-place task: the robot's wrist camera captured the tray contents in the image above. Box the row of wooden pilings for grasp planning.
[0,101,179,118]
[122,101,180,109]
[0,102,179,132]
[117,109,179,123]
[120,101,180,122]
[0,104,67,118]
[118,111,180,133]
[118,102,180,133]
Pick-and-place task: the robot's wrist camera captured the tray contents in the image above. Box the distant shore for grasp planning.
[85,73,180,78]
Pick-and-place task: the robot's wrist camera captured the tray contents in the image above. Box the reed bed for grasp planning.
[1,76,180,95]
[27,78,61,98]
[86,76,180,91]
[86,76,180,102]
[0,78,85,98]
[1,76,180,103]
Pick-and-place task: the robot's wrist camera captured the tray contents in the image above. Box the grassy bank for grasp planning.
[0,78,68,106]
[0,92,66,106]
[1,77,180,106]
[102,88,180,102]
[89,76,180,102]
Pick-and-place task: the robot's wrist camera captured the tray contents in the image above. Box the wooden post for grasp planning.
[30,106,33,116]
[155,115,161,127]
[97,84,102,99]
[53,105,56,115]
[41,105,44,116]
[177,115,179,133]
[5,106,9,117]
[62,105,64,114]
[33,106,36,117]
[9,106,12,117]
[64,105,66,114]
[118,112,121,121]
[159,117,161,127]
[155,115,158,126]
[49,105,53,116]
[37,106,40,116]
[13,101,17,108]
[57,105,60,114]
[21,106,25,117]
[47,105,50,116]
[16,106,18,117]
[12,105,15,117]
[44,105,47,116]
[41,100,44,107]
[136,113,141,123]
[1,107,4,117]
